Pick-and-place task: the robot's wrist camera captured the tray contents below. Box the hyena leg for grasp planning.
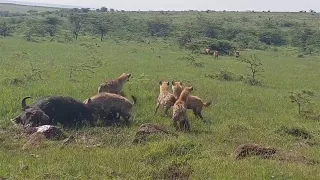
[180,118,191,132]
[192,108,199,118]
[197,109,204,121]
[164,105,171,116]
[172,115,179,130]
[154,102,160,115]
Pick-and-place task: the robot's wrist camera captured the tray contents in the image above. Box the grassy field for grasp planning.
[1,35,320,179]
[0,3,60,13]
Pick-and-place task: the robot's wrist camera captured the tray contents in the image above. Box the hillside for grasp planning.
[0,3,62,13]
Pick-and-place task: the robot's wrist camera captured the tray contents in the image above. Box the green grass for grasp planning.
[1,36,320,179]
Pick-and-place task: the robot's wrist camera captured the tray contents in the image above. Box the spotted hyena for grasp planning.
[154,81,177,116]
[84,92,136,123]
[172,80,211,121]
[98,73,131,95]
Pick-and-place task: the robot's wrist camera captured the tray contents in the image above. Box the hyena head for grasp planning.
[171,80,183,98]
[119,73,131,83]
[159,80,170,92]
[178,86,193,102]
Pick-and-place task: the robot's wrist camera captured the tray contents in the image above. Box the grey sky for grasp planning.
[13,0,320,11]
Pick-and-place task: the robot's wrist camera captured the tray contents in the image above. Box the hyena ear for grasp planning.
[172,80,175,85]
[190,86,194,91]
[167,82,169,86]
[127,73,131,78]
[180,82,183,86]
[159,81,162,85]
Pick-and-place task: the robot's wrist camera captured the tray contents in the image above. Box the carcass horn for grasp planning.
[21,96,32,109]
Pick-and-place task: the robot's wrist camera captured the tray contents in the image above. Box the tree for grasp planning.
[0,22,10,37]
[147,18,171,37]
[81,8,90,13]
[69,14,85,40]
[89,14,111,41]
[259,29,286,46]
[100,6,108,12]
[239,54,264,85]
[43,16,61,37]
[177,32,192,47]
[24,19,46,41]
[309,9,315,13]
[289,90,314,115]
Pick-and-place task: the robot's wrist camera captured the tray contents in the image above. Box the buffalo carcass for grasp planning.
[11,96,94,128]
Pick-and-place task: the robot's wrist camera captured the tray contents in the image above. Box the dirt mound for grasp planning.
[23,132,46,150]
[133,123,178,144]
[235,143,319,165]
[277,152,319,165]
[234,143,277,159]
[152,161,193,180]
[277,126,312,139]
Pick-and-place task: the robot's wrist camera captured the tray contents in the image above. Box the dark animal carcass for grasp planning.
[12,96,94,128]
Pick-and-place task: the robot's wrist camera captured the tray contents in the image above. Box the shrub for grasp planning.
[259,29,286,46]
[147,18,172,37]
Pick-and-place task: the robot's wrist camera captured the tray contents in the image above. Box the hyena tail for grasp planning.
[203,101,212,107]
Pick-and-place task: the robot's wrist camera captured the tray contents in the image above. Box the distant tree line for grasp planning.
[0,7,319,54]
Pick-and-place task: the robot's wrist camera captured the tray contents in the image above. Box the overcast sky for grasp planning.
[11,0,320,11]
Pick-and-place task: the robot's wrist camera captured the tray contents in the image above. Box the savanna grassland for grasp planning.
[1,4,320,179]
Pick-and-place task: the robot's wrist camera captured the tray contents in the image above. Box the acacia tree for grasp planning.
[289,90,314,115]
[89,14,111,41]
[69,13,85,40]
[239,54,264,85]
[44,16,61,37]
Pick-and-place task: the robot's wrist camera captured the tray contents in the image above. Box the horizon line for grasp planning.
[0,1,318,13]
